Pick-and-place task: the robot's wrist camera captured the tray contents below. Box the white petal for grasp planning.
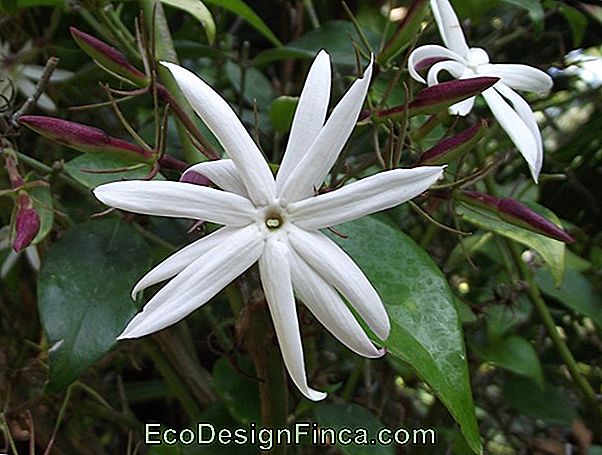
[278,60,374,204]
[482,87,541,182]
[16,79,56,112]
[276,50,331,191]
[495,83,544,181]
[449,95,475,116]
[430,0,470,58]
[408,44,466,84]
[119,225,263,339]
[426,60,471,85]
[183,159,249,197]
[288,167,444,230]
[131,226,236,298]
[478,63,553,94]
[289,249,384,358]
[1,250,20,278]
[259,236,326,401]
[21,65,73,82]
[24,246,41,271]
[161,62,276,206]
[94,180,257,226]
[288,226,390,340]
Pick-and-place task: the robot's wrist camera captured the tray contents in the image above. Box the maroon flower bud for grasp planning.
[460,191,575,243]
[19,115,154,162]
[376,77,499,121]
[4,155,25,188]
[419,120,487,165]
[70,27,148,86]
[13,193,41,252]
[180,170,212,186]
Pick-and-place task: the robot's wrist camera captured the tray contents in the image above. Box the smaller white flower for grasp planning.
[95,51,445,400]
[408,0,553,182]
[0,227,40,278]
[0,40,72,112]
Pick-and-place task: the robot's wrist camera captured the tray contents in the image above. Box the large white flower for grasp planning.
[94,51,444,400]
[408,0,553,182]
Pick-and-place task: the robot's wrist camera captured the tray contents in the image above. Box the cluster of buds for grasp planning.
[4,155,41,252]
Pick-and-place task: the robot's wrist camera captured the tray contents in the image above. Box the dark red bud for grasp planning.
[13,193,41,252]
[180,170,212,186]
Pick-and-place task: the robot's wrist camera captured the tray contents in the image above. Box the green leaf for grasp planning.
[203,0,282,46]
[64,154,156,189]
[329,217,481,454]
[254,21,380,67]
[474,335,544,386]
[503,376,577,425]
[269,96,298,133]
[558,3,588,46]
[38,219,152,391]
[501,0,544,24]
[211,357,261,426]
[159,0,215,44]
[313,403,395,455]
[458,201,565,285]
[535,268,602,329]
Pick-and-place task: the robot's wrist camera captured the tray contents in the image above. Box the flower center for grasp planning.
[265,213,283,230]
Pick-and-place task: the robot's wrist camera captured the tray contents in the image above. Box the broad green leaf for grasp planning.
[254,21,380,67]
[474,335,544,386]
[501,0,544,23]
[64,154,156,189]
[503,376,577,425]
[313,403,395,455]
[211,357,261,426]
[535,268,602,329]
[457,201,565,285]
[269,96,298,133]
[159,0,215,44]
[485,297,532,340]
[558,3,588,46]
[38,219,151,391]
[330,217,481,454]
[203,0,282,46]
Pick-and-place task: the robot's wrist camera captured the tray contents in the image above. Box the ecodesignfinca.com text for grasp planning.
[145,422,436,450]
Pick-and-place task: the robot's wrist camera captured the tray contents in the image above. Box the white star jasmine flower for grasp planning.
[0,40,72,112]
[94,51,444,400]
[408,0,553,182]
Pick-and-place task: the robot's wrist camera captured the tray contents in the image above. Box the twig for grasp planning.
[12,57,59,125]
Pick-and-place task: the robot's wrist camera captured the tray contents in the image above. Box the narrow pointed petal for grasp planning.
[276,51,331,191]
[430,0,470,58]
[94,181,257,226]
[479,63,553,93]
[279,60,373,204]
[481,87,541,182]
[289,249,384,358]
[183,160,248,197]
[259,237,327,401]
[288,167,444,230]
[161,62,276,205]
[288,226,390,340]
[119,225,263,339]
[449,95,475,116]
[408,45,465,84]
[494,83,544,181]
[426,60,470,86]
[24,246,41,271]
[131,226,236,298]
[1,250,20,279]
[17,79,55,111]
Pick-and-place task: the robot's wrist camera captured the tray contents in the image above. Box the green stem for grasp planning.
[506,241,602,430]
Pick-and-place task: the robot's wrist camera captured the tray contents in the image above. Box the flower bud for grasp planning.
[460,191,575,243]
[19,115,154,162]
[13,193,41,252]
[180,170,212,186]
[419,120,487,165]
[378,0,429,65]
[70,27,148,86]
[376,77,499,121]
